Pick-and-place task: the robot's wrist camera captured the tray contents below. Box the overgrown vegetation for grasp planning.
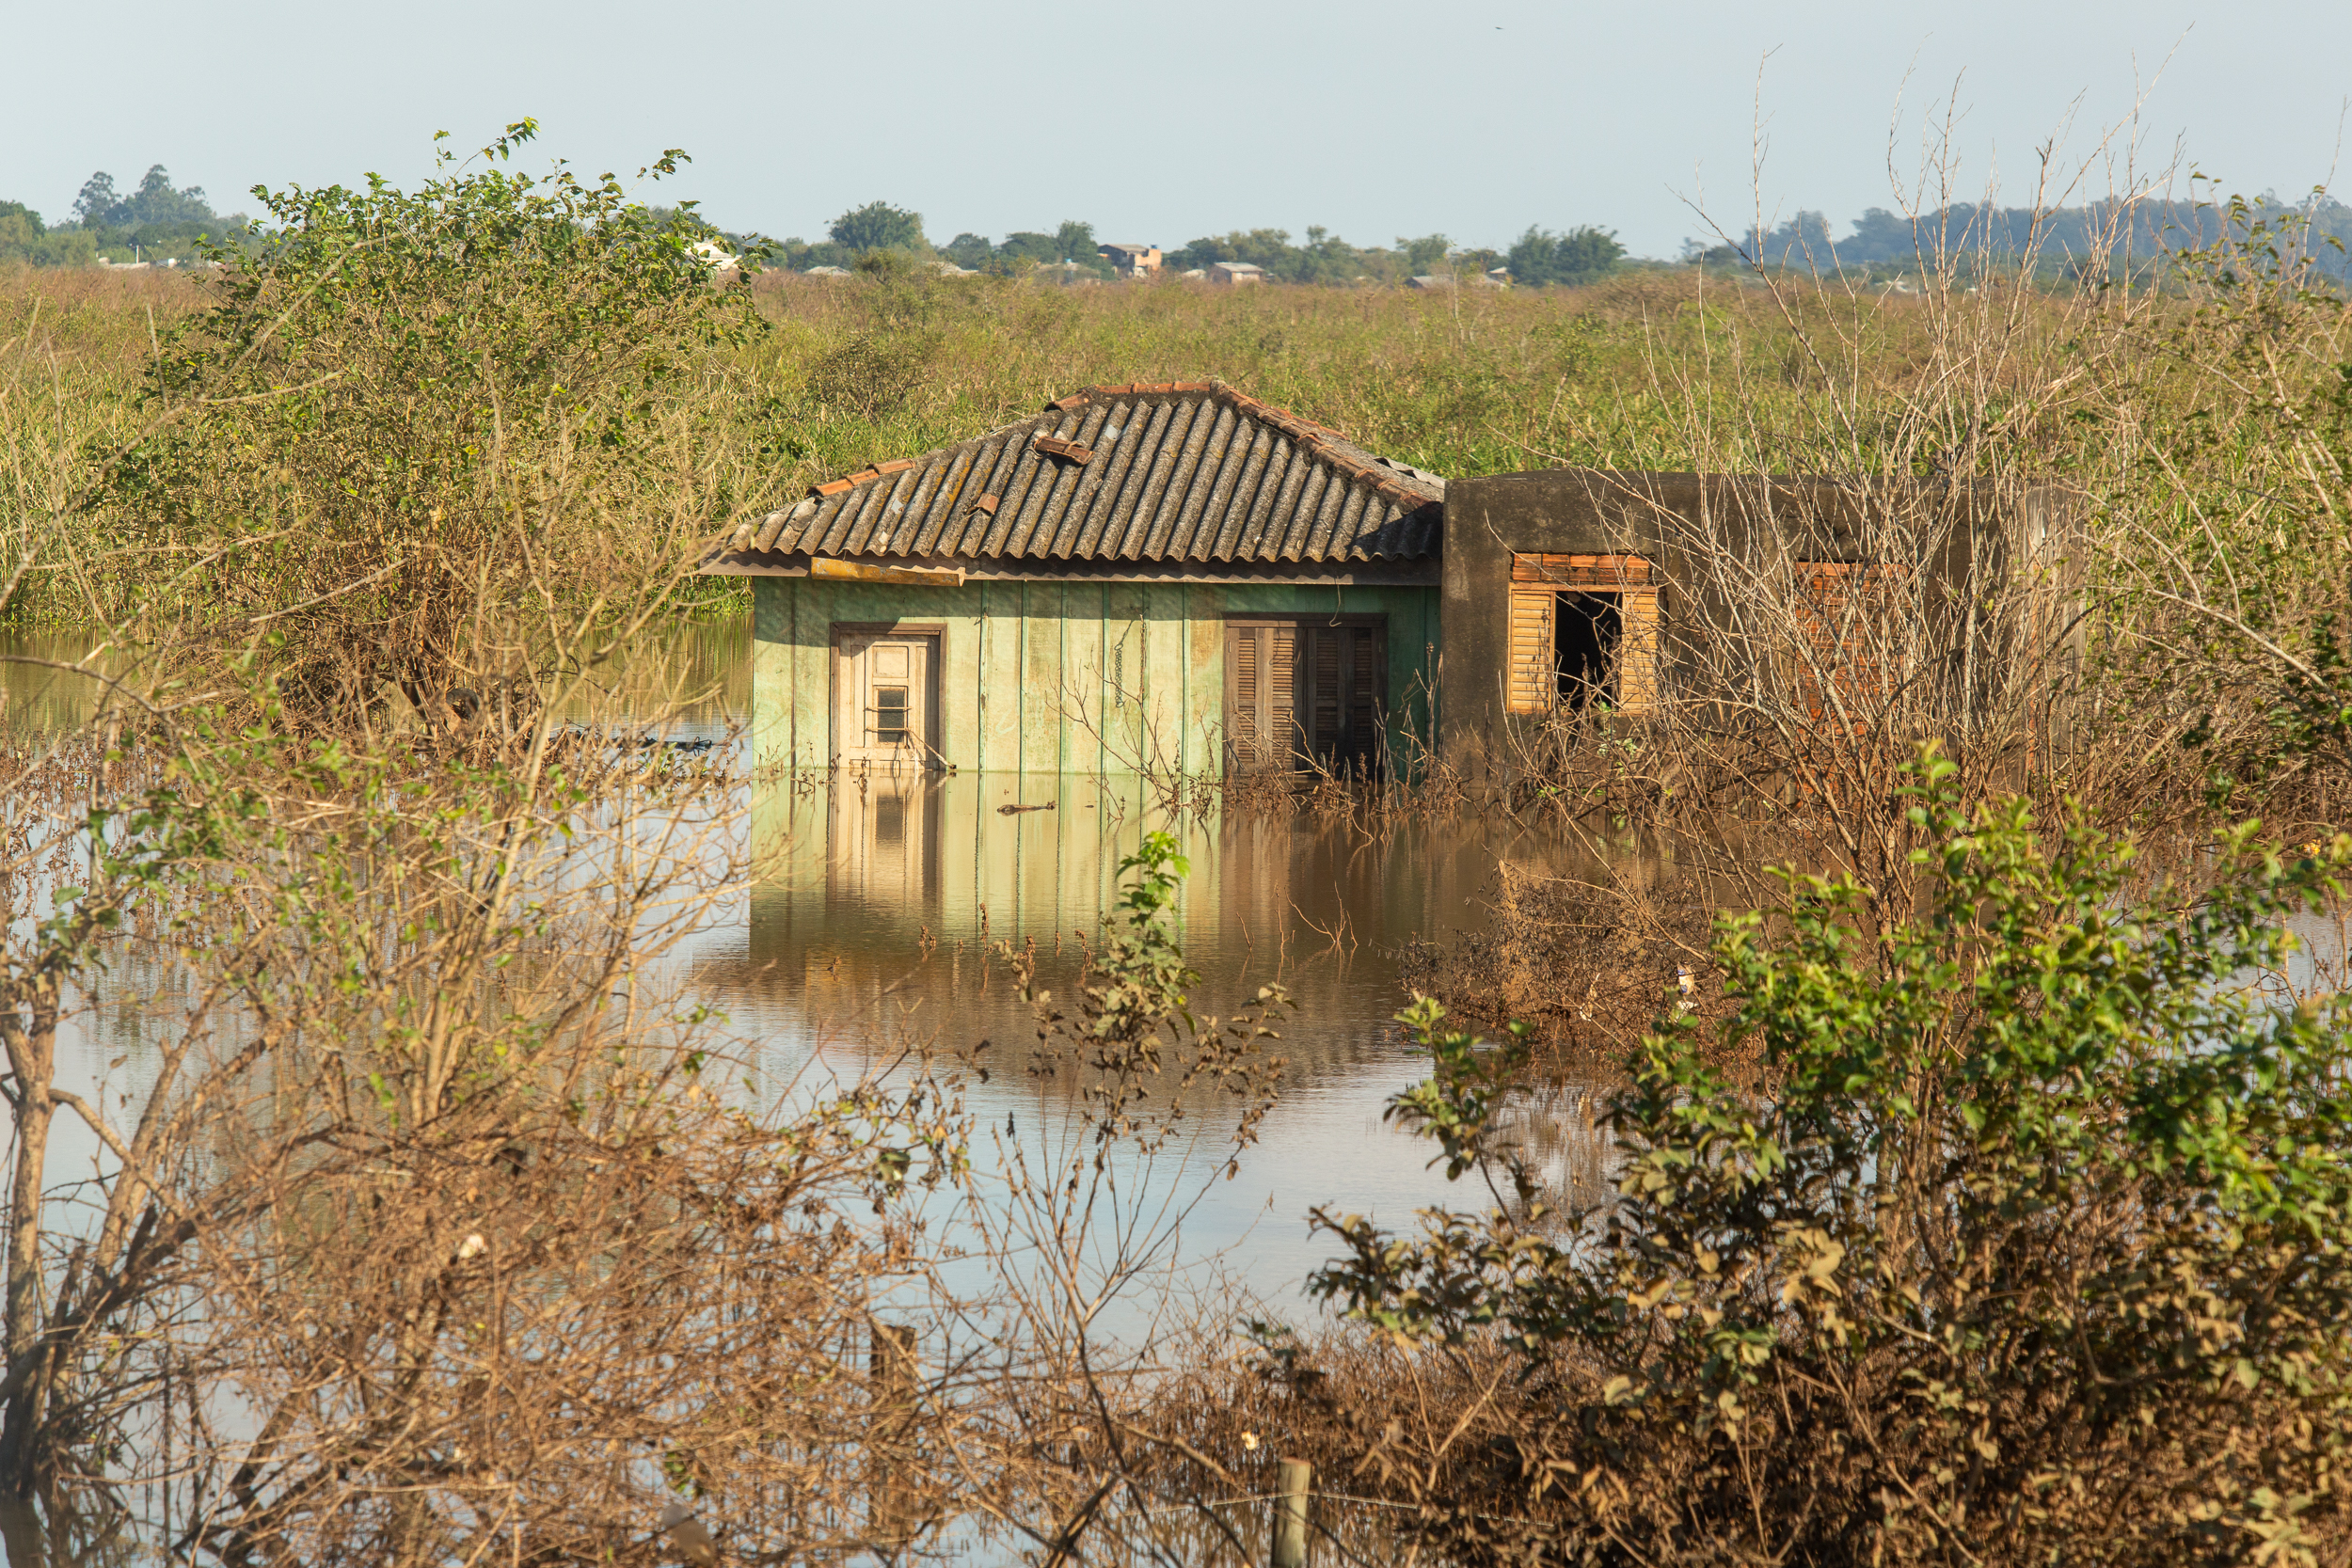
[0,119,2350,1564]
[1235,752,2352,1564]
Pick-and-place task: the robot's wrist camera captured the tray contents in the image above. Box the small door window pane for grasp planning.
[872,686,909,744]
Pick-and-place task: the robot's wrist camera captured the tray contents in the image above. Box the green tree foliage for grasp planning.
[1302,747,2352,1565]
[74,165,215,230]
[993,230,1060,265]
[0,202,96,267]
[827,199,927,255]
[114,120,759,721]
[920,222,1111,277]
[1053,218,1096,263]
[1396,232,1452,274]
[1686,192,2352,284]
[63,165,240,262]
[1506,223,1626,287]
[1174,226,1393,283]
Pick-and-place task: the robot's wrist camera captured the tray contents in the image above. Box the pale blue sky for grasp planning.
[6,0,2347,258]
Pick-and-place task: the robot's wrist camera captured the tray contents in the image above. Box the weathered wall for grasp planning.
[752,577,1440,774]
[1439,469,2078,780]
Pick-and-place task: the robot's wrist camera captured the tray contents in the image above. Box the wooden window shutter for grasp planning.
[1508,553,1661,716]
[1617,590,1661,713]
[1226,618,1385,772]
[1348,628,1382,755]
[1269,624,1298,752]
[1311,629,1343,751]
[1232,626,1262,761]
[1507,588,1555,714]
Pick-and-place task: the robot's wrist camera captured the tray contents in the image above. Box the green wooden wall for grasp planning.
[751,578,1440,775]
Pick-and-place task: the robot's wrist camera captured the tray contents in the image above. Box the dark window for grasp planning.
[1553,593,1624,707]
[1225,618,1387,773]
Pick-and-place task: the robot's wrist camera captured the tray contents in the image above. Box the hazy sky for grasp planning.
[6,0,2347,258]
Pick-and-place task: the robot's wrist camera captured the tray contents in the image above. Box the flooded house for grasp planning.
[703,382,1445,776]
[706,388,2076,782]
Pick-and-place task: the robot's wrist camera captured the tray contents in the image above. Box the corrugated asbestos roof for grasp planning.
[707,381,1444,571]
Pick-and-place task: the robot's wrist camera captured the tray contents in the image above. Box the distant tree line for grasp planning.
[0,165,244,267]
[18,167,2342,292]
[1688,193,2352,284]
[752,201,1630,287]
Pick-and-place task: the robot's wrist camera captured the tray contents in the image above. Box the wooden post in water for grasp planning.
[1272,1455,1313,1568]
[869,1322,920,1552]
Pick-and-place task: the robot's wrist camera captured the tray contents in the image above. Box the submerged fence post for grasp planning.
[869,1322,920,1551]
[1272,1455,1313,1568]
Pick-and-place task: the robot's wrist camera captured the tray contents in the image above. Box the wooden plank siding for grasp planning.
[751,577,1439,776]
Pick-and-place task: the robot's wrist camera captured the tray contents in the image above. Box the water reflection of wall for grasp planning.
[739,772,1585,1085]
[722,773,1634,1304]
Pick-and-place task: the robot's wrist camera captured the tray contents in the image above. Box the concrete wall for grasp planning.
[753,577,1440,775]
[1439,470,2079,780]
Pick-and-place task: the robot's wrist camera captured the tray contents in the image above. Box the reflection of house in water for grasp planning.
[707,391,2077,783]
[740,775,1524,1062]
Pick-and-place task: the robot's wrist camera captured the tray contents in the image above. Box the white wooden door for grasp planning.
[834,631,937,768]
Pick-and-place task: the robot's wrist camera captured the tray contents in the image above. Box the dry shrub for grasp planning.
[804,330,935,420]
[190,1061,947,1565]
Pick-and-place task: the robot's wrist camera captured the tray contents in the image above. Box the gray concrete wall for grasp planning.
[1438,470,2078,781]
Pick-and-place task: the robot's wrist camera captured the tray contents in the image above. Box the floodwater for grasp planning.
[0,618,1623,1317]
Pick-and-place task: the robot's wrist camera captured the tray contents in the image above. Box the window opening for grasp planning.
[1553,593,1623,708]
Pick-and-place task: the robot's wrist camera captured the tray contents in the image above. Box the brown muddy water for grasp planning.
[3,619,1627,1316]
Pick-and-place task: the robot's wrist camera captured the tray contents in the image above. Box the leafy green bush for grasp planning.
[110,121,759,725]
[1303,747,2352,1565]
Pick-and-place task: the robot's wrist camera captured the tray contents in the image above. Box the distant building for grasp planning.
[1098,243,1162,277]
[1407,268,1508,290]
[1206,261,1265,286]
[803,265,852,277]
[1177,268,1207,281]
[691,239,741,273]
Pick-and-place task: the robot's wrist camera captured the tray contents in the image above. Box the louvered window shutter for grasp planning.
[1269,625,1298,754]
[1232,626,1262,763]
[1618,590,1661,713]
[1507,589,1556,714]
[1311,630,1343,752]
[1348,628,1382,757]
